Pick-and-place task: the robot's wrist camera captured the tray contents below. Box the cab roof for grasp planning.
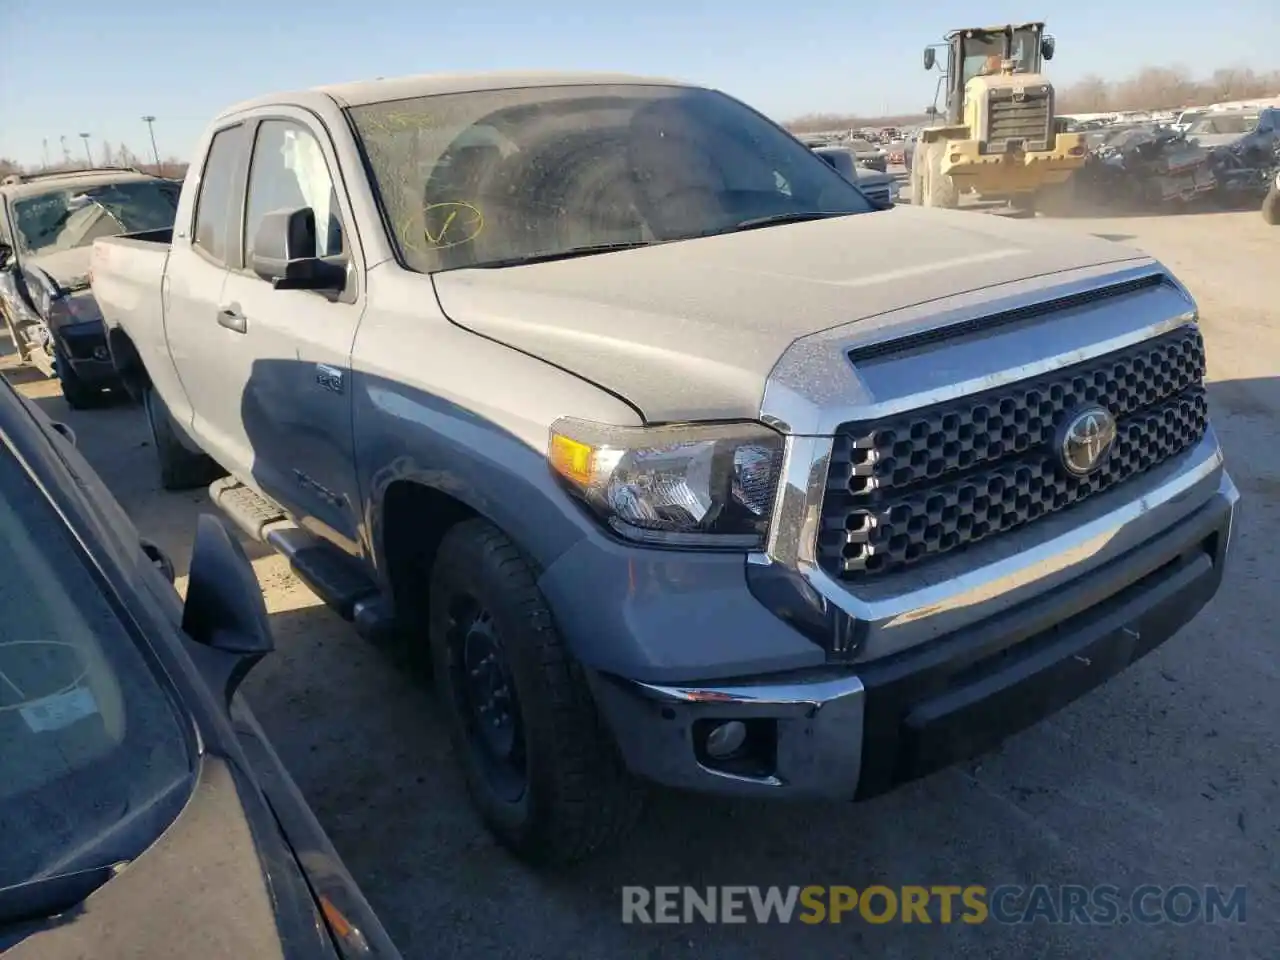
[945,22,1046,39]
[0,168,160,200]
[217,70,690,119]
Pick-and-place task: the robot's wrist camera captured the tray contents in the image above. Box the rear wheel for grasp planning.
[144,386,223,490]
[428,518,644,865]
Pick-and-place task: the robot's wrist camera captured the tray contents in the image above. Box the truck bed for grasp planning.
[90,231,175,391]
[91,229,174,373]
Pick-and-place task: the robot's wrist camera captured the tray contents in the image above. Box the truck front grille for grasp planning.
[985,84,1053,152]
[819,326,1208,580]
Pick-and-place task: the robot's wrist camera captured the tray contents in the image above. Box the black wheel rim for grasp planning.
[446,596,527,803]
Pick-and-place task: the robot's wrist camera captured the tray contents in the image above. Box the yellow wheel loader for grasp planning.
[911,22,1087,213]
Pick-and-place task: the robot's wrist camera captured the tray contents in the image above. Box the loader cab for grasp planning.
[925,23,1055,126]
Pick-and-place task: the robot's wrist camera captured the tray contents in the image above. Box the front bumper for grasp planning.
[942,137,1086,192]
[588,469,1237,799]
[56,321,117,385]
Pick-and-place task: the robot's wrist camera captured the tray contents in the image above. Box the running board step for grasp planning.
[209,477,287,541]
[265,527,384,626]
[208,478,396,644]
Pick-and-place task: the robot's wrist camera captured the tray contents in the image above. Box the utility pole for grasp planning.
[141,116,161,175]
[42,139,50,170]
[59,136,72,166]
[79,133,93,168]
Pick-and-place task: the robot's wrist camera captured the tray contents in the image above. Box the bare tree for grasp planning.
[1057,64,1280,113]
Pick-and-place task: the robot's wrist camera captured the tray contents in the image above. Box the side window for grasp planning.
[192,126,242,265]
[243,120,344,263]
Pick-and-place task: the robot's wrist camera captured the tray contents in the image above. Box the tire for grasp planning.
[54,341,99,410]
[428,518,644,865]
[144,386,223,490]
[918,142,959,209]
[1263,185,1280,226]
[909,146,926,206]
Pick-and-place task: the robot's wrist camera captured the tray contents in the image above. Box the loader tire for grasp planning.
[1263,185,1280,226]
[922,143,959,209]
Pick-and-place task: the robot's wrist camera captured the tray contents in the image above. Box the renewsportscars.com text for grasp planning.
[621,884,1247,926]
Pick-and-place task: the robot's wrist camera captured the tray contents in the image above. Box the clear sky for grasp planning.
[2,0,1276,166]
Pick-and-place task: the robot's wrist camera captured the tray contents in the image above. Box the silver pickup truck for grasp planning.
[92,71,1239,865]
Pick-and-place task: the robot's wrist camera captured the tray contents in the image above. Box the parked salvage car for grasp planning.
[0,168,179,408]
[1187,107,1279,161]
[95,71,1238,866]
[810,145,900,203]
[0,379,399,958]
[842,137,888,172]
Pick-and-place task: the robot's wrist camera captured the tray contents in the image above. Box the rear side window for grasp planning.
[192,126,242,264]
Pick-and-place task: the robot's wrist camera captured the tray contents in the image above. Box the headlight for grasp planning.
[547,418,784,549]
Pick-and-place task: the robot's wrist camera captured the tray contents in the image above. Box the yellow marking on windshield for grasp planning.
[422,201,484,249]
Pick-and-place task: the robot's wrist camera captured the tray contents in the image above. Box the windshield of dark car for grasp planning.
[0,446,192,891]
[350,83,873,272]
[12,180,180,257]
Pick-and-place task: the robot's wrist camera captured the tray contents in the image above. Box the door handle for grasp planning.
[217,305,247,334]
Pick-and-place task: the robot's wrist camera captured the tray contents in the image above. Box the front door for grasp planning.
[213,113,366,552]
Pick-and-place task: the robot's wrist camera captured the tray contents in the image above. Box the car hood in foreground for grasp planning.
[431,207,1150,423]
[3,758,328,960]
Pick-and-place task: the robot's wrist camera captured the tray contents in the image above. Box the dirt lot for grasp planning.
[5,209,1277,959]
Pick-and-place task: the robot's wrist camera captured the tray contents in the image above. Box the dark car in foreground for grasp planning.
[0,168,179,408]
[0,378,400,958]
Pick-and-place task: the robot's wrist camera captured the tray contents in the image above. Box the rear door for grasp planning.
[213,111,366,553]
[163,123,248,452]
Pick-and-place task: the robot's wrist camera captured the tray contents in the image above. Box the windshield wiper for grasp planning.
[0,864,120,928]
[726,211,846,232]
[468,241,657,269]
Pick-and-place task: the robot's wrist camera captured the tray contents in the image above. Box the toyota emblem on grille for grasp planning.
[1057,406,1117,476]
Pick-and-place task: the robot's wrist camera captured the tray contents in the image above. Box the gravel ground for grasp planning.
[5,208,1277,959]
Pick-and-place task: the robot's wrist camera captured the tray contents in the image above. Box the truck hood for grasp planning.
[431,206,1149,423]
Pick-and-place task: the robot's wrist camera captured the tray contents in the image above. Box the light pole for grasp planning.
[141,116,161,175]
[79,133,93,168]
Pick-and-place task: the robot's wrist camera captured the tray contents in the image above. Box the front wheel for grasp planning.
[54,342,99,410]
[428,518,644,865]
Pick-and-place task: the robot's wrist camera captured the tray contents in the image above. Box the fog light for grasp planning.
[93,345,109,361]
[704,720,747,760]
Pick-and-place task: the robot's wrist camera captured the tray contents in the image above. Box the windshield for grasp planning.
[0,446,192,892]
[12,180,180,257]
[350,83,873,272]
[960,29,1039,84]
[1188,115,1258,136]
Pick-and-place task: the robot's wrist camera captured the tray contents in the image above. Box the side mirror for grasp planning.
[923,47,936,71]
[140,538,176,583]
[49,421,76,446]
[250,206,345,293]
[925,105,939,118]
[181,514,274,705]
[1042,36,1055,61]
